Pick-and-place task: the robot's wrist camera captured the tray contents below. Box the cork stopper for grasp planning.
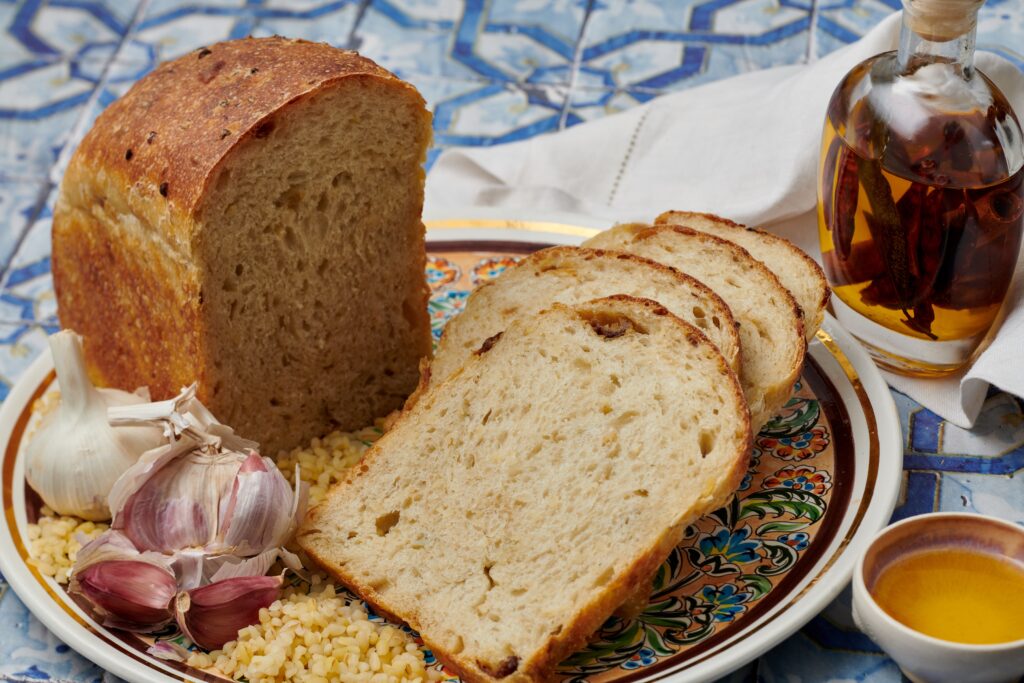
[903,0,984,42]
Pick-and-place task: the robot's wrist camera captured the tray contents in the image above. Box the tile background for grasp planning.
[0,1,1022,681]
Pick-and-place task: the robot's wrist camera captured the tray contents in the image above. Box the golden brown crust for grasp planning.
[52,199,205,398]
[655,210,830,332]
[413,245,744,405]
[535,245,743,346]
[605,223,805,427]
[71,37,409,229]
[631,223,806,339]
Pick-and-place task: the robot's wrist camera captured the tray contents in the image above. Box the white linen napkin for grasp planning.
[426,12,1024,429]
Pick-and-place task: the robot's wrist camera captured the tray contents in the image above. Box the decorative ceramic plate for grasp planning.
[0,215,903,683]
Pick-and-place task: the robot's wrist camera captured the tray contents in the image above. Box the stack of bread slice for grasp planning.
[299,213,828,683]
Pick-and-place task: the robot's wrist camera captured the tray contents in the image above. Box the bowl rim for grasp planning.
[854,511,1024,652]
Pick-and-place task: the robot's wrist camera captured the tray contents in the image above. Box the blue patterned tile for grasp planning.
[812,0,897,59]
[759,620,900,682]
[248,2,363,45]
[580,0,812,91]
[0,56,109,179]
[977,0,1024,70]
[432,80,567,149]
[130,0,361,64]
[354,0,585,85]
[0,0,140,66]
[940,471,1024,523]
[0,322,54,407]
[563,85,649,125]
[0,567,104,682]
[0,181,48,279]
[0,189,55,326]
[354,7,480,82]
[47,60,145,184]
[130,3,269,63]
[814,0,1021,65]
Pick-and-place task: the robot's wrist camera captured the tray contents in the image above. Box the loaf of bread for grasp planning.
[52,38,433,454]
[655,211,829,341]
[584,224,805,428]
[430,246,742,385]
[300,295,752,683]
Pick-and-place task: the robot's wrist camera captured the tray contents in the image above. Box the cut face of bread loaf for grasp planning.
[655,211,829,341]
[584,224,805,428]
[431,246,741,384]
[52,38,433,454]
[299,296,752,683]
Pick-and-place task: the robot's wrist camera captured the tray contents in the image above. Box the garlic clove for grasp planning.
[175,575,282,650]
[219,452,301,555]
[112,439,240,553]
[69,529,180,631]
[73,559,177,630]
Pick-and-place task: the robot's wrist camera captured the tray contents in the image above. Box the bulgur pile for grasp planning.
[25,506,107,584]
[26,412,437,681]
[188,579,446,683]
[203,424,446,682]
[276,425,382,505]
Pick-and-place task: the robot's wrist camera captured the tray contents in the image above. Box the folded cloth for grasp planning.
[426,12,1024,429]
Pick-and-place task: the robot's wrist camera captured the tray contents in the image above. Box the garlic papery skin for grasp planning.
[107,384,258,454]
[69,530,177,631]
[25,331,164,521]
[205,546,304,585]
[114,442,248,553]
[175,575,283,650]
[110,438,305,557]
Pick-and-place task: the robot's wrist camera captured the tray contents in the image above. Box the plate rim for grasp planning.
[0,217,902,683]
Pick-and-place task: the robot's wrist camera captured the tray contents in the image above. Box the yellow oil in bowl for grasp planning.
[871,547,1024,645]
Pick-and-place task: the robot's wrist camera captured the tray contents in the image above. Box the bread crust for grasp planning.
[300,295,752,683]
[53,39,432,440]
[526,247,743,371]
[406,245,743,421]
[595,224,806,427]
[67,37,411,226]
[654,210,830,338]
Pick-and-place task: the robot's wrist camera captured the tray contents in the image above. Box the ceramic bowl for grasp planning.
[852,512,1024,683]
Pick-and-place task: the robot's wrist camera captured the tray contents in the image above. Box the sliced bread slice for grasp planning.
[431,246,742,385]
[299,295,752,683]
[584,224,805,428]
[655,211,829,341]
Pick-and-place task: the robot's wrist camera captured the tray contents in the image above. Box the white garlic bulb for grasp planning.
[24,331,164,521]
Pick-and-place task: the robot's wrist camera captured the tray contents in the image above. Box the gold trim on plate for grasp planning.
[425,218,601,237]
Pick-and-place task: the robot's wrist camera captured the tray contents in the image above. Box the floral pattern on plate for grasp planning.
[426,256,462,291]
[470,255,521,285]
